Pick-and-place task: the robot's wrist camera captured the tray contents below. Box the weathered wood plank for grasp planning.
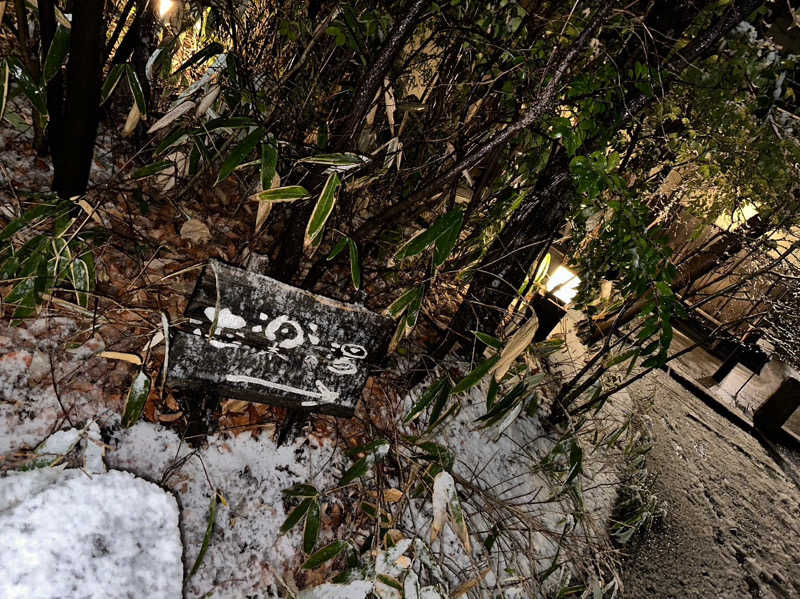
[168,260,393,416]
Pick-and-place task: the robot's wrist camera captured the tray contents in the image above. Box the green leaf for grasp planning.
[473,331,502,350]
[0,60,9,121]
[260,142,278,190]
[327,237,348,261]
[476,381,527,428]
[130,160,173,180]
[280,498,313,535]
[339,440,389,486]
[564,440,583,487]
[8,57,46,114]
[432,209,463,267]
[339,456,368,486]
[303,500,320,553]
[282,484,318,498]
[69,256,91,308]
[452,355,500,395]
[395,208,463,263]
[404,378,450,424]
[426,380,453,429]
[304,172,341,250]
[386,286,422,319]
[0,202,62,242]
[486,376,500,410]
[171,41,224,75]
[215,127,264,185]
[43,25,70,82]
[251,186,310,202]
[100,64,126,105]
[121,370,151,428]
[348,238,361,290]
[603,349,638,369]
[301,541,347,570]
[189,492,218,578]
[125,65,147,116]
[299,153,366,166]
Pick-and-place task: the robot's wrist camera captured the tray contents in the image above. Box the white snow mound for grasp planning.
[0,468,182,599]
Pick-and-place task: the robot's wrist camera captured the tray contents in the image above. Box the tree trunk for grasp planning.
[51,0,105,199]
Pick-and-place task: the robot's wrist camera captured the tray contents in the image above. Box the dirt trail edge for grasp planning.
[619,372,800,599]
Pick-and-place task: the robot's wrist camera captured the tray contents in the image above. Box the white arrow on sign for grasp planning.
[225,374,340,404]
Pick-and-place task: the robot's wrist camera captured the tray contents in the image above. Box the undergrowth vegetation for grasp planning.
[1,0,799,597]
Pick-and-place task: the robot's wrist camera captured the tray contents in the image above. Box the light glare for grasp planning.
[546,265,580,304]
[159,0,174,18]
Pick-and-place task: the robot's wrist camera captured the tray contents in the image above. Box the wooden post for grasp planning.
[753,377,800,434]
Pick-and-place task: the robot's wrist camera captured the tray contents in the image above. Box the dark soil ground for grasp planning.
[619,372,800,599]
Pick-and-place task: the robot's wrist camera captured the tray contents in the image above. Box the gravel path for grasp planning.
[619,372,800,599]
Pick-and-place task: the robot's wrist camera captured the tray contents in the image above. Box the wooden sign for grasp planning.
[168,260,393,417]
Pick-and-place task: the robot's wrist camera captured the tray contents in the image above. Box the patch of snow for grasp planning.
[298,580,373,599]
[0,468,182,599]
[107,422,346,597]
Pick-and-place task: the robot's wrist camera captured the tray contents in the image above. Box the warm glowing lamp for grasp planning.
[546,265,580,304]
[159,0,174,18]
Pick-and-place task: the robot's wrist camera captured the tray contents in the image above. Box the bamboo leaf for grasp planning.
[69,256,90,308]
[100,64,126,105]
[130,160,173,180]
[432,209,463,267]
[280,498,313,535]
[0,59,9,121]
[147,100,195,133]
[260,141,278,190]
[339,440,389,486]
[347,238,361,290]
[301,541,347,570]
[448,480,471,553]
[282,483,318,497]
[476,381,527,426]
[171,41,224,75]
[426,380,453,428]
[249,186,310,202]
[8,57,46,114]
[215,127,264,184]
[189,492,218,577]
[404,378,449,424]
[0,202,62,242]
[564,440,583,487]
[125,64,147,116]
[473,331,502,349]
[299,152,366,167]
[304,172,341,250]
[338,456,368,486]
[452,355,500,395]
[43,25,70,82]
[327,237,348,261]
[492,314,539,381]
[385,286,422,319]
[303,500,320,553]
[121,370,151,428]
[395,208,463,262]
[603,349,638,369]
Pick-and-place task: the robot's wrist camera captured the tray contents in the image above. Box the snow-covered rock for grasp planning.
[0,468,182,599]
